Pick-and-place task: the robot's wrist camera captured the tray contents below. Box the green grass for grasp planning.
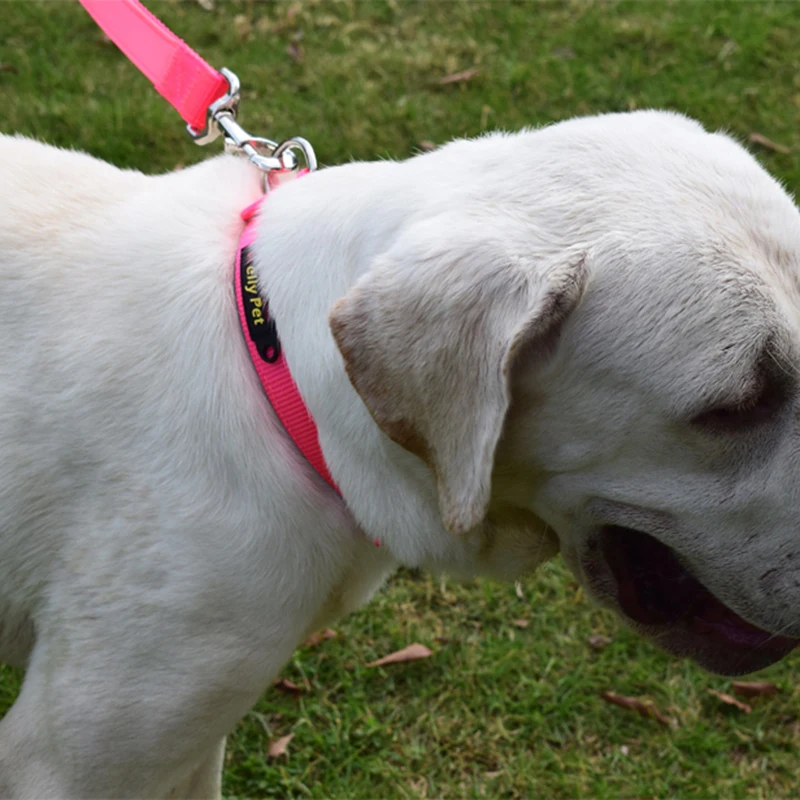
[221,564,800,799]
[4,0,800,797]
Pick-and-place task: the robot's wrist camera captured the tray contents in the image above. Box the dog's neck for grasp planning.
[250,160,555,580]
[251,163,451,568]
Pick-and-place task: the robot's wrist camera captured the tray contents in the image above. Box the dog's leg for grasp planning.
[0,661,71,798]
[165,738,226,800]
[0,622,272,799]
[0,692,226,800]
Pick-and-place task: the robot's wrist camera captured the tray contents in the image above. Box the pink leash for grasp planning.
[78,0,341,496]
[77,0,228,136]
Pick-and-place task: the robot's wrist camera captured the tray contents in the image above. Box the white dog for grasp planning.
[2,110,800,798]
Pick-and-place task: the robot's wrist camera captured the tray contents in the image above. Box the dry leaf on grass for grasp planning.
[588,634,613,650]
[552,46,576,60]
[286,42,304,63]
[274,678,304,698]
[748,132,790,154]
[706,688,752,714]
[512,619,530,628]
[267,733,294,758]
[232,14,251,40]
[601,692,672,728]
[732,680,780,698]
[418,140,437,152]
[0,64,19,74]
[367,643,433,667]
[304,628,337,647]
[439,67,479,85]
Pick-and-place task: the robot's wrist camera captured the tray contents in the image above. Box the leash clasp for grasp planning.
[186,67,241,146]
[187,68,317,178]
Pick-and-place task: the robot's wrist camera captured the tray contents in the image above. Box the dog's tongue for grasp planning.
[601,526,798,650]
[691,610,776,648]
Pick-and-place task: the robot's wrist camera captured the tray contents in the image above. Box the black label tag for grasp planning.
[240,245,281,363]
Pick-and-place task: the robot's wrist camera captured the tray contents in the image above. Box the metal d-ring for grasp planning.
[272,138,318,172]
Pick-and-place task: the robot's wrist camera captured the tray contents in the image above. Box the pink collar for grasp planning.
[235,197,340,494]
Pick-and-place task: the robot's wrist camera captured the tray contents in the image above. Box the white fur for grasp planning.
[1,110,800,797]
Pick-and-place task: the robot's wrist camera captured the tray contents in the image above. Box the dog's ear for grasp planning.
[329,218,589,534]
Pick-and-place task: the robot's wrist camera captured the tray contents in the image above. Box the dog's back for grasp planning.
[0,139,144,664]
[0,138,266,668]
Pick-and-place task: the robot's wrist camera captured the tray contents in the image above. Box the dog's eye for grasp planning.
[691,377,786,433]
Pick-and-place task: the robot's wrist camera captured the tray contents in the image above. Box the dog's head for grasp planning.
[329,111,800,675]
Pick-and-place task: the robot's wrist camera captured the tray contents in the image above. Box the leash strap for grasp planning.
[77,0,228,133]
[78,0,318,170]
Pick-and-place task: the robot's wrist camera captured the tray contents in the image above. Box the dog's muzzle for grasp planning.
[580,526,798,675]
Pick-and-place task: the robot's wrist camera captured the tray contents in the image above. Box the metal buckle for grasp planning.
[187,67,317,180]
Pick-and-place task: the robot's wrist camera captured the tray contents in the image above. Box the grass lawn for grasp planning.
[4,1,800,797]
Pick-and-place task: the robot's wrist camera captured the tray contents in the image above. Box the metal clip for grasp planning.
[186,67,241,146]
[187,67,317,179]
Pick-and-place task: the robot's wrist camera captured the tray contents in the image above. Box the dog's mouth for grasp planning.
[584,526,798,674]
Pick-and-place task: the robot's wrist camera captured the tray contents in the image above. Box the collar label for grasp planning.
[239,245,281,363]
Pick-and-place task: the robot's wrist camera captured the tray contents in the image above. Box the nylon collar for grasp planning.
[235,197,340,494]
